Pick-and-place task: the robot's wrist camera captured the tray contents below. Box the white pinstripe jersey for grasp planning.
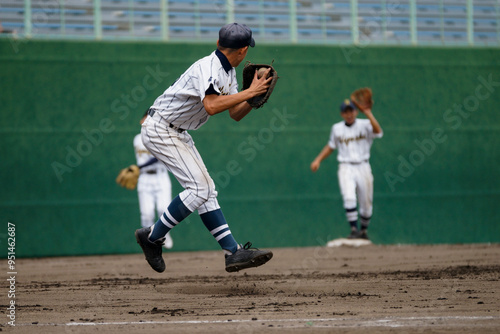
[150,50,239,130]
[328,119,383,163]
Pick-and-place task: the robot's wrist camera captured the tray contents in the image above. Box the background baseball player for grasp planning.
[134,111,173,249]
[310,99,383,240]
[135,22,275,273]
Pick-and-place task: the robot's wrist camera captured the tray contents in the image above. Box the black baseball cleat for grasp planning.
[347,229,359,239]
[358,230,370,240]
[225,242,273,273]
[135,227,166,273]
[347,229,370,240]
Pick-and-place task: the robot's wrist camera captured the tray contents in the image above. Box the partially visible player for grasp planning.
[310,99,383,240]
[134,111,173,249]
[135,22,273,273]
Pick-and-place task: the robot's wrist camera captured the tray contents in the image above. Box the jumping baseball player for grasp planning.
[135,23,274,273]
[310,99,383,240]
[134,111,173,249]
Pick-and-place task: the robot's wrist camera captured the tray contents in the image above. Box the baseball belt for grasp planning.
[148,108,185,133]
[341,160,369,165]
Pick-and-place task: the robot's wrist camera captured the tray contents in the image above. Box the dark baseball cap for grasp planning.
[340,99,356,112]
[219,23,255,49]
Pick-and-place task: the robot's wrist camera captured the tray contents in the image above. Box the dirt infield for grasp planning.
[7,243,500,333]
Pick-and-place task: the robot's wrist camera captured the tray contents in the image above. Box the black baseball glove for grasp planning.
[242,61,278,109]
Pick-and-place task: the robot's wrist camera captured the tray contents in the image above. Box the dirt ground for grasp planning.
[5,243,500,333]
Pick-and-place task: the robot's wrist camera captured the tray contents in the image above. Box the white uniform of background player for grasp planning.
[134,115,173,248]
[311,99,383,240]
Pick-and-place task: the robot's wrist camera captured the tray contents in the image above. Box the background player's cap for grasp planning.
[340,99,356,112]
[219,23,256,49]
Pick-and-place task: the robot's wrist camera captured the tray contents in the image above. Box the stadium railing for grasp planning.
[0,0,498,46]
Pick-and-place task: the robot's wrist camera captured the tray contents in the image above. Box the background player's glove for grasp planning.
[350,87,373,112]
[116,165,140,190]
[242,61,278,109]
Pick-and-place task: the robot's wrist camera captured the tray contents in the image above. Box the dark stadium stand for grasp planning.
[0,0,498,45]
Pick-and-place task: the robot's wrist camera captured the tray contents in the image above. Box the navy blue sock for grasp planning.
[149,195,192,242]
[349,220,359,231]
[200,209,238,254]
[345,207,358,230]
[360,215,371,231]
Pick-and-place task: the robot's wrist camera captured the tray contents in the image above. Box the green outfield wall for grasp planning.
[1,39,499,258]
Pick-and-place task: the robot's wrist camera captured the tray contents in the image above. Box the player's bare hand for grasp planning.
[248,68,272,97]
[310,160,320,172]
[255,67,272,80]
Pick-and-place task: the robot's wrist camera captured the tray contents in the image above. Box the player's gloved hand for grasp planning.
[242,62,279,109]
[116,165,140,190]
[350,87,373,113]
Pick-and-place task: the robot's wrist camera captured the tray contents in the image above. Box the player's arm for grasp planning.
[203,92,254,119]
[362,109,382,134]
[203,71,271,121]
[227,68,273,121]
[310,145,334,172]
[227,100,253,122]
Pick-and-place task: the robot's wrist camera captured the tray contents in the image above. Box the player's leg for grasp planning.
[142,124,238,253]
[183,146,271,271]
[177,137,240,255]
[139,121,271,272]
[137,176,156,229]
[198,199,272,272]
[338,163,359,238]
[355,163,374,239]
[155,172,173,249]
[197,199,238,254]
[197,195,272,272]
[145,126,216,211]
[141,125,211,244]
[134,194,188,272]
[135,124,199,272]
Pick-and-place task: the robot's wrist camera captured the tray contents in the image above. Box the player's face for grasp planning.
[341,108,358,125]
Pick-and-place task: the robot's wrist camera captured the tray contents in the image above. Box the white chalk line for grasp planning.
[19,316,499,327]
